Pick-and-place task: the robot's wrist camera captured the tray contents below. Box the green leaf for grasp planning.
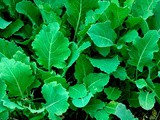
[0,38,22,60]
[87,21,117,47]
[32,22,71,70]
[69,84,92,108]
[78,41,91,52]
[128,30,159,72]
[72,93,92,108]
[117,30,139,47]
[45,75,69,89]
[138,91,156,110]
[132,0,160,19]
[34,0,64,15]
[88,55,120,74]
[115,103,138,120]
[65,41,91,70]
[65,0,98,39]
[16,1,41,25]
[85,1,110,26]
[94,109,109,120]
[135,79,148,89]
[34,0,61,24]
[13,51,30,65]
[95,46,110,57]
[83,99,105,117]
[0,19,24,38]
[0,80,6,99]
[100,3,130,29]
[112,66,128,81]
[124,0,134,8]
[127,92,140,108]
[42,82,69,119]
[69,84,87,99]
[105,101,118,114]
[0,17,11,29]
[74,54,93,83]
[0,58,34,98]
[0,110,9,120]
[126,16,149,34]
[84,73,109,94]
[104,87,122,100]
[3,0,21,16]
[2,96,24,110]
[148,2,160,34]
[154,83,160,103]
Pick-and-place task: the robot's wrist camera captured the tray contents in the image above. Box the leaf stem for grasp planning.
[73,0,82,41]
[135,69,138,80]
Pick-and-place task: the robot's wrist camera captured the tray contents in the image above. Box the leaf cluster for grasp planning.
[0,0,160,120]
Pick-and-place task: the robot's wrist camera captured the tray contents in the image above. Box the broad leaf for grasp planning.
[32,22,71,70]
[42,82,69,119]
[88,55,120,74]
[132,0,160,19]
[138,91,156,110]
[74,54,93,83]
[87,21,117,47]
[104,87,122,100]
[0,58,34,98]
[0,38,22,60]
[84,73,109,94]
[115,103,138,120]
[16,1,41,25]
[128,30,159,72]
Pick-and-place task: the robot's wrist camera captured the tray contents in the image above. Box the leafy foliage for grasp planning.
[0,0,160,120]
